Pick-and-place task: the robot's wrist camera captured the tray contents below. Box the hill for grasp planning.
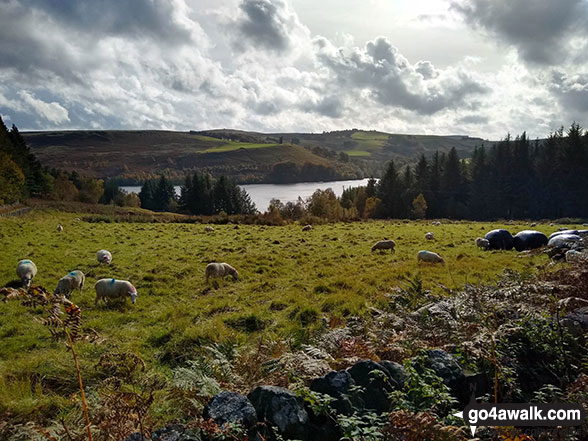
[23,129,491,184]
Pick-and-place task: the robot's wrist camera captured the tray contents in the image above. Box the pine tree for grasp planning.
[376,160,402,218]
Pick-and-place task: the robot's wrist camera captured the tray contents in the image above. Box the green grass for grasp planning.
[345,150,371,157]
[201,142,278,153]
[0,211,577,421]
[351,131,390,141]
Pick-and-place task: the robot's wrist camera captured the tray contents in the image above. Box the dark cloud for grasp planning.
[300,95,344,118]
[235,0,301,52]
[451,0,588,65]
[457,115,488,125]
[18,0,194,42]
[550,71,588,113]
[315,36,488,115]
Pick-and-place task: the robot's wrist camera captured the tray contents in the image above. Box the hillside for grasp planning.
[24,129,491,184]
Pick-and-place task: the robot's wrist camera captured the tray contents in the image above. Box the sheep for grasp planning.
[530,222,537,227]
[94,278,137,305]
[56,224,63,232]
[205,226,215,232]
[54,270,85,298]
[432,221,441,226]
[205,262,239,282]
[97,249,112,265]
[476,237,490,250]
[425,232,434,240]
[302,225,312,231]
[371,240,396,253]
[417,250,445,266]
[16,259,37,288]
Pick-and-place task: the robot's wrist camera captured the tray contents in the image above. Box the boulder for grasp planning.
[247,386,309,440]
[346,359,399,413]
[424,350,465,397]
[547,234,582,250]
[513,230,548,251]
[203,391,257,431]
[561,308,588,342]
[484,229,514,250]
[151,425,200,441]
[379,360,408,389]
[309,370,355,415]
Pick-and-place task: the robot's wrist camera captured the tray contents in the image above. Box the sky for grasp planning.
[0,0,587,140]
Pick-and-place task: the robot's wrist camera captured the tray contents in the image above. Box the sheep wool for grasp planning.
[371,240,396,253]
[417,250,445,266]
[94,278,137,305]
[16,259,37,288]
[55,270,85,298]
[206,262,239,282]
[97,249,112,264]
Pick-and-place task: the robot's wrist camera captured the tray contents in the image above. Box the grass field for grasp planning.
[0,211,576,424]
[201,141,278,153]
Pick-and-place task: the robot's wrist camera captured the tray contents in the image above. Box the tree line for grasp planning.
[138,171,256,215]
[269,123,588,221]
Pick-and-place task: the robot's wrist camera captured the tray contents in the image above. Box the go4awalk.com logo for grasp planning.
[453,400,586,436]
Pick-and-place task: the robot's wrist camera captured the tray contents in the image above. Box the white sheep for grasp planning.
[302,224,312,231]
[54,270,85,298]
[16,259,37,288]
[97,249,112,265]
[476,237,490,250]
[371,240,396,253]
[417,250,445,266]
[94,278,137,305]
[425,232,435,240]
[56,224,63,232]
[530,222,537,227]
[205,226,215,232]
[432,221,441,226]
[205,262,239,282]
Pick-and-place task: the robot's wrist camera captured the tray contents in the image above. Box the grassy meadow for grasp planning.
[0,211,577,423]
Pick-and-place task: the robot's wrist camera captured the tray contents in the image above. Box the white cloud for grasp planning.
[18,91,70,125]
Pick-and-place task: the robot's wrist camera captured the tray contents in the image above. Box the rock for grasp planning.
[560,309,588,342]
[548,234,582,250]
[310,370,356,415]
[412,301,457,328]
[513,230,548,251]
[247,386,309,440]
[123,433,144,441]
[424,350,465,397]
[379,361,408,389]
[463,372,490,400]
[484,229,514,250]
[203,391,257,431]
[566,250,588,263]
[347,359,398,413]
[152,425,200,441]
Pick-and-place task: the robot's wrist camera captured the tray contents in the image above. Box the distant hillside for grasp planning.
[24,129,491,184]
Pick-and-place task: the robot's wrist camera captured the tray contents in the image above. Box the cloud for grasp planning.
[550,71,588,113]
[314,36,488,115]
[234,0,308,52]
[18,91,70,124]
[450,0,588,66]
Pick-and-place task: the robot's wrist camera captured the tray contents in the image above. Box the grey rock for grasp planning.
[247,386,308,440]
[513,230,548,251]
[424,350,465,395]
[347,359,398,413]
[379,360,408,389]
[203,391,257,430]
[310,370,355,415]
[152,425,199,441]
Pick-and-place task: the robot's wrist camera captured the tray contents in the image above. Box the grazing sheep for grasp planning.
[97,249,112,264]
[94,278,137,305]
[476,237,490,250]
[484,229,514,250]
[417,250,445,266]
[530,222,537,227]
[371,240,396,253]
[74,217,81,222]
[513,230,548,251]
[425,232,434,240]
[432,221,441,226]
[205,263,239,282]
[54,270,85,298]
[56,224,63,232]
[205,226,215,232]
[16,259,37,288]
[302,224,313,231]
